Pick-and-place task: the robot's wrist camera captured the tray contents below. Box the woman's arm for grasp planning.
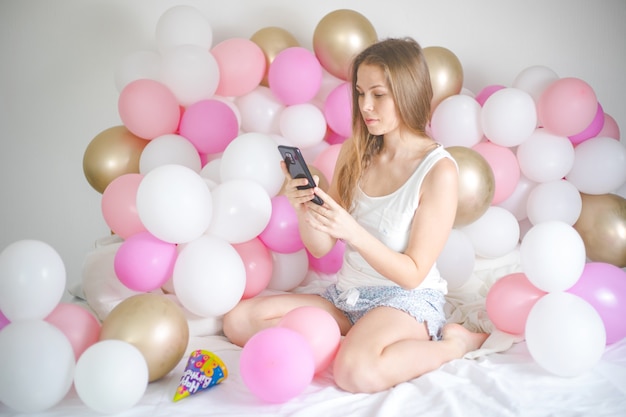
[307,157,458,289]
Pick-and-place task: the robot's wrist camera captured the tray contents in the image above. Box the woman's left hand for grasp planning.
[303,186,360,244]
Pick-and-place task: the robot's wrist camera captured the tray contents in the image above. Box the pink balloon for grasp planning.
[597,113,621,140]
[324,82,352,138]
[0,309,9,331]
[324,127,347,145]
[45,303,101,360]
[472,141,520,205]
[101,173,147,239]
[486,272,547,335]
[179,99,239,154]
[278,306,341,373]
[313,143,342,185]
[113,231,178,292]
[568,102,604,145]
[537,77,598,137]
[233,238,273,299]
[475,84,506,106]
[568,262,626,345]
[212,38,266,97]
[118,79,181,139]
[240,327,315,403]
[268,47,323,105]
[307,239,345,274]
[258,195,303,253]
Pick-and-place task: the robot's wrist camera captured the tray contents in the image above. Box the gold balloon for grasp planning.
[83,125,148,194]
[100,293,189,382]
[251,26,300,87]
[423,46,464,111]
[447,146,495,227]
[313,9,378,80]
[574,193,626,267]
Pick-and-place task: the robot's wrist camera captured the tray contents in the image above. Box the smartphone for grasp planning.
[278,145,324,205]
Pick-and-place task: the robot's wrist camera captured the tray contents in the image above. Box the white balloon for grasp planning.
[207,179,272,244]
[139,134,201,174]
[114,50,161,92]
[430,94,483,148]
[155,5,213,53]
[136,164,212,244]
[235,86,284,134]
[461,206,520,259]
[74,340,148,414]
[481,88,537,147]
[173,235,246,317]
[200,157,222,184]
[517,128,575,183]
[0,240,66,321]
[566,136,626,195]
[525,292,605,377]
[520,221,586,293]
[437,229,476,290]
[526,179,582,226]
[220,132,285,196]
[0,321,75,412]
[160,44,219,106]
[279,103,327,148]
[512,65,559,104]
[497,174,537,221]
[267,249,309,292]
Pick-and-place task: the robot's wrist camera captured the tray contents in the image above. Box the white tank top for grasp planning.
[335,145,452,294]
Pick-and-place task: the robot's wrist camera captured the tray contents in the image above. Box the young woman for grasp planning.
[223,37,488,394]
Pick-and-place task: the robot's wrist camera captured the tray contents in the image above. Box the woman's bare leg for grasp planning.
[333,307,488,393]
[223,293,351,346]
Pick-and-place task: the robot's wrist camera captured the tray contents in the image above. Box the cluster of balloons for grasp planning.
[0,239,197,414]
[432,67,626,376]
[240,306,341,403]
[66,0,623,403]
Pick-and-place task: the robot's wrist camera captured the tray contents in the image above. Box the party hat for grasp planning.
[173,349,228,402]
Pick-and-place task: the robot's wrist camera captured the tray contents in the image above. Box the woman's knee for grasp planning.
[333,350,388,393]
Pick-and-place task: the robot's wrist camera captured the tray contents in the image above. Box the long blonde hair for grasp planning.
[335,37,433,210]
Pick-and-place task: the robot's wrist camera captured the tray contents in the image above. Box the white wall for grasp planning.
[1,0,625,293]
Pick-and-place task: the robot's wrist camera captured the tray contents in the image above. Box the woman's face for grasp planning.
[356,64,400,137]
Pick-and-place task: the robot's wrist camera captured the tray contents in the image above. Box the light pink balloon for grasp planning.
[474,84,505,106]
[46,303,101,360]
[568,102,604,145]
[472,141,520,205]
[118,79,180,139]
[268,47,323,105]
[324,127,347,145]
[597,113,621,140]
[537,77,598,137]
[324,82,352,138]
[278,306,341,373]
[179,99,239,154]
[101,173,147,239]
[212,38,266,97]
[313,144,341,185]
[233,238,273,299]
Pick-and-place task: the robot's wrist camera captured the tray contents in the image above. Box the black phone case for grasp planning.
[278,145,324,205]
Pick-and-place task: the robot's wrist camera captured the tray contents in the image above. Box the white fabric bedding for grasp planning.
[1,238,624,417]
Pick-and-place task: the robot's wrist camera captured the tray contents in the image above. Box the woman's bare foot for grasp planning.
[442,323,489,358]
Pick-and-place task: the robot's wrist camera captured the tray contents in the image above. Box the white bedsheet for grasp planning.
[1,239,624,416]
[1,335,625,417]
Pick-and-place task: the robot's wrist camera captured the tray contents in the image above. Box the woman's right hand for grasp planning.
[280,161,320,211]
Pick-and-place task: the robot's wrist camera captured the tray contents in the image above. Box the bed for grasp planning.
[1,236,625,417]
